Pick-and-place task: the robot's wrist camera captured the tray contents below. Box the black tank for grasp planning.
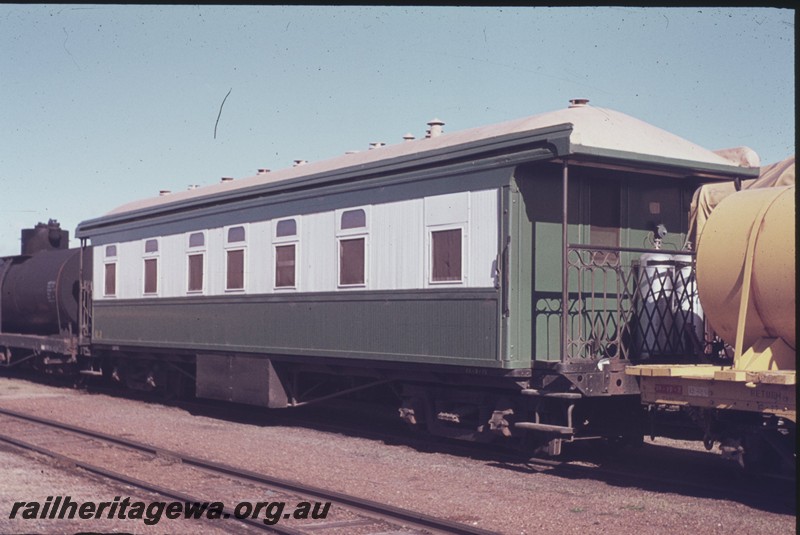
[0,248,88,335]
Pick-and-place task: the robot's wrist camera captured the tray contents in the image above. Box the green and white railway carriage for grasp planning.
[75,100,758,449]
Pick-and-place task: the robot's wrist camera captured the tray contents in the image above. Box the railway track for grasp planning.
[160,393,797,511]
[3,375,796,519]
[0,406,497,534]
[213,399,797,514]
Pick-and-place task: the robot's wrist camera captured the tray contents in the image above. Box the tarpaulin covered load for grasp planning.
[688,154,795,246]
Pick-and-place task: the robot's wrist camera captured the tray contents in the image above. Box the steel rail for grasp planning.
[0,431,294,534]
[0,406,497,535]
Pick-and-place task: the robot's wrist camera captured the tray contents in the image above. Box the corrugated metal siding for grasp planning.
[469,189,501,289]
[93,189,499,299]
[370,199,425,289]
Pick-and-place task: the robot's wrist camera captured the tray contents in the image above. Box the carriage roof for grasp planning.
[78,101,759,237]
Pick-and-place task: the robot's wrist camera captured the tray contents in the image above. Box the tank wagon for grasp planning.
[1,220,91,367]
[2,100,765,457]
[627,157,795,475]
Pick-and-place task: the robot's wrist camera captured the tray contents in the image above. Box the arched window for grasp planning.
[225,226,246,290]
[143,239,159,295]
[274,219,298,289]
[187,232,206,293]
[337,209,368,287]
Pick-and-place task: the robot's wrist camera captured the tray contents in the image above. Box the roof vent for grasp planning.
[568,98,590,108]
[368,142,385,150]
[257,168,271,174]
[403,133,415,142]
[345,150,360,155]
[187,184,199,190]
[221,177,234,183]
[159,190,172,196]
[426,118,445,138]
[293,159,307,167]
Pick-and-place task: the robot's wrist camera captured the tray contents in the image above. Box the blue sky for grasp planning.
[0,6,794,256]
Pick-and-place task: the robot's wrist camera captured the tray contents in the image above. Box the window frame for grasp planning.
[428,225,465,285]
[224,225,247,292]
[338,237,367,288]
[142,238,160,296]
[186,231,206,294]
[103,244,118,298]
[273,218,299,290]
[335,207,369,288]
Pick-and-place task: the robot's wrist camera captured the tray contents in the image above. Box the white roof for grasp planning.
[107,103,749,216]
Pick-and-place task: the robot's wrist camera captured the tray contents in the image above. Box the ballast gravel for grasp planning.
[0,376,794,535]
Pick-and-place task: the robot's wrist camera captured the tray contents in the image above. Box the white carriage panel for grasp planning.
[205,227,225,296]
[369,202,395,290]
[401,199,425,289]
[117,240,142,299]
[248,220,272,294]
[159,234,184,298]
[370,199,424,290]
[468,189,500,288]
[302,211,336,292]
[423,192,472,289]
[424,191,469,227]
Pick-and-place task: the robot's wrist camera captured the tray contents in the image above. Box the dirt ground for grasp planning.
[0,376,795,534]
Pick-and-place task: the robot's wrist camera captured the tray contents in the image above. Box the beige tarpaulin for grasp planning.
[687,155,795,246]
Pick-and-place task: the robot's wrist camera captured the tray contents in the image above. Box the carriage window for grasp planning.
[273,219,298,289]
[227,226,245,243]
[187,232,206,293]
[188,254,204,292]
[143,239,159,295]
[339,238,365,286]
[104,245,117,296]
[225,226,246,291]
[431,229,462,282]
[144,258,158,294]
[226,250,244,290]
[275,244,296,287]
[341,209,366,230]
[276,219,297,238]
[189,232,205,248]
[590,179,620,248]
[104,263,116,296]
[337,209,367,287]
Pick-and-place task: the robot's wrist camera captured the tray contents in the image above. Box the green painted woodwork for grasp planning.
[510,162,698,363]
[92,289,509,368]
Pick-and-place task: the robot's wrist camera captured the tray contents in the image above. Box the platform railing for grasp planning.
[78,280,93,353]
[564,244,703,363]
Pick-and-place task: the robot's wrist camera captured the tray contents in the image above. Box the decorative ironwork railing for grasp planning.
[79,279,93,349]
[564,244,704,363]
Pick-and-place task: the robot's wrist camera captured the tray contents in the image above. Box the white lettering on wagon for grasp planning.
[654,384,682,395]
[687,386,710,397]
[749,389,789,403]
